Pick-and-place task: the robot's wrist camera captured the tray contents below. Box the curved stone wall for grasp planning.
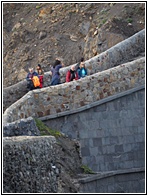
[3,73,52,112]
[3,57,145,124]
[3,29,145,194]
[59,29,145,82]
[3,29,145,112]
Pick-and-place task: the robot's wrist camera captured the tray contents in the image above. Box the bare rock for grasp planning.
[39,31,47,40]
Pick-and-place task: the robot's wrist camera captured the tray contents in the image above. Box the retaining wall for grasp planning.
[43,87,145,173]
[3,87,145,193]
[79,168,145,193]
[3,57,145,124]
[3,29,145,112]
[3,136,60,193]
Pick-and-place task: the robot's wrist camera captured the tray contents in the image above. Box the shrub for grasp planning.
[34,118,62,137]
[127,18,133,23]
[81,164,95,174]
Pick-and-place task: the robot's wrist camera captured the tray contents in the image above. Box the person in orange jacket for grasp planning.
[36,64,44,88]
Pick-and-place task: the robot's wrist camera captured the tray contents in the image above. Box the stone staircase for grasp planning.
[3,29,145,124]
[3,29,145,193]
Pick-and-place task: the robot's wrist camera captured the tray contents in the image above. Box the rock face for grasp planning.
[3,135,82,193]
[3,117,40,137]
[3,136,59,193]
[3,3,145,87]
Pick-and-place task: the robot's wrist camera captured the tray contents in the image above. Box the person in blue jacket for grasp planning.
[78,61,87,78]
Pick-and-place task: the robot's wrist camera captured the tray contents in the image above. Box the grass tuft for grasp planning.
[34,118,62,137]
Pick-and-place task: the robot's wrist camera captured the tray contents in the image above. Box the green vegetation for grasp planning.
[100,8,110,14]
[127,18,133,23]
[36,4,44,9]
[102,18,107,24]
[34,118,62,137]
[81,164,95,174]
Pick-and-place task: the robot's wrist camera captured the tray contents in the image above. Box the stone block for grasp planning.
[97,146,103,155]
[104,154,113,162]
[106,145,115,154]
[115,144,124,153]
[90,147,98,156]
[93,138,102,147]
[110,136,119,145]
[134,134,145,142]
[124,160,134,169]
[137,126,145,134]
[125,135,135,144]
[81,146,90,157]
[138,142,145,151]
[102,137,110,146]
[96,155,104,163]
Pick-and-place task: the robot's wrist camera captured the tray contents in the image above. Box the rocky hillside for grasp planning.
[3,3,145,87]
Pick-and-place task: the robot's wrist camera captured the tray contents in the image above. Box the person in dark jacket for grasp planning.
[66,65,79,82]
[26,68,39,90]
[50,59,64,86]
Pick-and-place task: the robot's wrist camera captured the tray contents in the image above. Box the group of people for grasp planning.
[26,64,44,91]
[66,57,87,82]
[26,57,88,91]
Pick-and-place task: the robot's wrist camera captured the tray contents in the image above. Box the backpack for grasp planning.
[32,76,40,87]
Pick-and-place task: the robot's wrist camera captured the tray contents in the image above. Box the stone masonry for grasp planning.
[3,29,145,112]
[3,57,145,124]
[43,87,145,173]
[3,117,40,137]
[3,29,145,193]
[3,136,60,193]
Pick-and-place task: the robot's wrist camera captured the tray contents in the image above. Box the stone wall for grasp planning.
[3,57,145,124]
[3,29,145,112]
[3,29,145,193]
[3,117,40,137]
[79,168,145,193]
[43,87,145,173]
[3,73,52,112]
[3,136,60,193]
[59,29,145,83]
[3,87,145,193]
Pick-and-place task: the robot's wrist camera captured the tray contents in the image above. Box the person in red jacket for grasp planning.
[66,65,79,82]
[36,64,44,88]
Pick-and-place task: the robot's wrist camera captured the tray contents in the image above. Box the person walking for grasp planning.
[50,59,64,86]
[26,67,39,91]
[66,65,79,82]
[78,61,87,78]
[36,64,44,88]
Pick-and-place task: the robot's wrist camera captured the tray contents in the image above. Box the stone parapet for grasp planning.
[3,57,145,124]
[60,29,145,83]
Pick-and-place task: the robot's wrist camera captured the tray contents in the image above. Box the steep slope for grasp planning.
[3,3,145,87]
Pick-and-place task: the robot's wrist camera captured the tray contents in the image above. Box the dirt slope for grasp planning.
[3,3,145,87]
